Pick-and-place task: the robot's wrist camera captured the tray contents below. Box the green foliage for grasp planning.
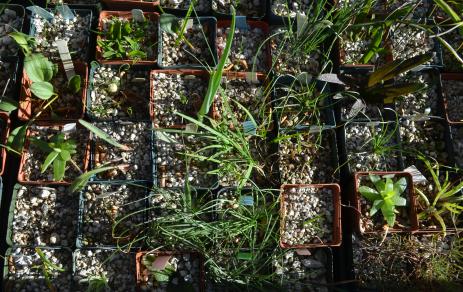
[416,158,463,236]
[86,275,110,292]
[198,7,236,121]
[359,174,408,227]
[8,31,35,55]
[142,254,176,283]
[78,119,130,151]
[30,133,77,181]
[97,16,151,60]
[34,248,65,290]
[0,96,19,113]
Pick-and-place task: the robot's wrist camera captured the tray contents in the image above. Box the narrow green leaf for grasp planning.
[70,166,120,193]
[393,177,408,195]
[78,119,130,151]
[53,158,66,181]
[41,151,59,173]
[7,125,28,153]
[370,199,383,216]
[198,7,236,121]
[359,186,381,202]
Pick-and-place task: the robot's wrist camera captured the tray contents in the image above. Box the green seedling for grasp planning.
[359,174,408,228]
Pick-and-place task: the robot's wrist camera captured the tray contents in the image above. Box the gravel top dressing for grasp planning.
[161,0,211,12]
[281,186,334,246]
[443,79,463,122]
[0,7,22,57]
[11,185,78,246]
[214,0,263,17]
[151,73,207,128]
[90,65,151,120]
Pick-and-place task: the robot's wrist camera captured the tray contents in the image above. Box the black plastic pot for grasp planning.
[28,7,93,62]
[3,246,73,292]
[86,62,153,122]
[272,74,336,132]
[338,120,405,177]
[76,181,150,248]
[0,4,25,57]
[158,16,217,69]
[0,56,20,104]
[89,121,156,183]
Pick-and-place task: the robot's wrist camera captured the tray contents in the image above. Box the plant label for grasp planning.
[185,123,198,133]
[296,12,308,38]
[27,6,54,23]
[63,123,77,133]
[55,39,75,81]
[56,5,75,21]
[245,72,259,84]
[295,249,311,256]
[317,73,344,85]
[131,9,145,23]
[404,165,428,184]
[184,19,194,30]
[235,16,248,30]
[151,255,172,270]
[243,120,257,136]
[240,195,254,206]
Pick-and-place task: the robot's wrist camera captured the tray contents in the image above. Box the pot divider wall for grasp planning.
[18,62,88,122]
[158,16,218,69]
[96,11,159,65]
[279,183,342,248]
[352,171,418,235]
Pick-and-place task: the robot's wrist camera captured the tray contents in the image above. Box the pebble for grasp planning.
[0,8,22,57]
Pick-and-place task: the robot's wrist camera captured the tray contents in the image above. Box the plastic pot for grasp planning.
[150,69,211,128]
[101,0,159,11]
[0,4,25,58]
[76,181,149,248]
[18,62,88,122]
[216,20,271,73]
[3,246,73,292]
[338,120,405,176]
[0,113,10,176]
[212,0,266,20]
[86,62,152,122]
[17,123,91,185]
[158,16,217,69]
[96,11,159,65]
[29,8,93,62]
[272,74,336,131]
[440,73,463,125]
[353,171,418,235]
[152,130,218,189]
[0,56,20,104]
[89,121,154,182]
[280,184,342,248]
[135,251,206,292]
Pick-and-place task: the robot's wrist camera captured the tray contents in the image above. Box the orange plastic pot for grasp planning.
[280,184,342,248]
[0,113,11,176]
[135,251,205,292]
[353,171,419,235]
[17,123,91,185]
[18,62,88,122]
[96,11,159,65]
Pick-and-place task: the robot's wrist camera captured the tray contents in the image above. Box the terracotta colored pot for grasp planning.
[150,69,211,129]
[17,123,91,185]
[18,62,88,122]
[135,251,205,292]
[96,11,159,65]
[353,171,419,234]
[101,0,160,11]
[0,113,11,176]
[280,184,342,248]
[216,20,272,73]
[440,73,463,125]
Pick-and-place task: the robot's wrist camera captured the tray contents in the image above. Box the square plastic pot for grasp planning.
[18,62,88,122]
[29,8,93,62]
[96,11,159,65]
[135,251,206,292]
[353,171,419,235]
[279,183,342,248]
[158,16,217,69]
[17,123,91,185]
[86,62,152,122]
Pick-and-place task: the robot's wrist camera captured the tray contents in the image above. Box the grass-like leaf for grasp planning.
[78,119,130,151]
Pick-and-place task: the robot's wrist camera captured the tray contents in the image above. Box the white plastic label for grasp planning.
[404,165,428,184]
[56,5,75,20]
[55,39,75,80]
[27,6,54,22]
[63,123,76,133]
